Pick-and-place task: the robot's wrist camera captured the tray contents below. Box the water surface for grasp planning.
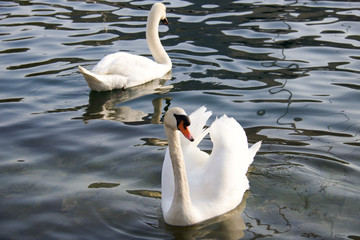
[0,0,359,239]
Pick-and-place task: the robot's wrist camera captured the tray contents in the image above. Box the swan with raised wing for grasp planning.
[78,3,172,91]
[162,106,261,226]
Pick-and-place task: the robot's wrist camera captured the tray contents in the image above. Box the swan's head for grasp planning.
[151,3,168,24]
[164,107,194,142]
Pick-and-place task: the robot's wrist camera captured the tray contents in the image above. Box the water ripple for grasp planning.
[0,0,360,239]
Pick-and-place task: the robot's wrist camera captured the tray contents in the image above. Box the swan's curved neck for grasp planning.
[146,11,171,66]
[164,127,193,224]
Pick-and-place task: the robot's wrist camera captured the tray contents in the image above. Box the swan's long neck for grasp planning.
[164,127,193,225]
[146,11,171,66]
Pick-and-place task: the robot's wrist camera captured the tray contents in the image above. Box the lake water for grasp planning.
[1,0,359,239]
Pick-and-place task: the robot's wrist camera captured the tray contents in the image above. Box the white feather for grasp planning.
[79,3,172,91]
[162,106,262,226]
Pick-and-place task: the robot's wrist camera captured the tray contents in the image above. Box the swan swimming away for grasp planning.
[162,106,261,226]
[78,3,172,91]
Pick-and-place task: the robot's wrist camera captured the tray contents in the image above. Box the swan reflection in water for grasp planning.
[32,74,172,125]
[80,75,172,124]
[127,189,248,239]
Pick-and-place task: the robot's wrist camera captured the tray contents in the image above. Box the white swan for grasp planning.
[162,106,261,226]
[78,3,172,91]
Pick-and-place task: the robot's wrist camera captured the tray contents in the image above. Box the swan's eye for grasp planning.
[174,114,191,128]
[173,114,194,141]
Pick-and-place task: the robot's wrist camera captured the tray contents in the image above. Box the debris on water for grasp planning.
[88,182,120,189]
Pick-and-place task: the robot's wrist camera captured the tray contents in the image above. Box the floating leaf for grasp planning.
[88,182,120,189]
[126,189,162,199]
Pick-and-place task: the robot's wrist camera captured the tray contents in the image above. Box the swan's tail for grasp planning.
[78,66,127,91]
[249,141,262,163]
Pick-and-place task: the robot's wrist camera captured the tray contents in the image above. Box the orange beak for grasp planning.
[161,17,169,25]
[178,120,194,142]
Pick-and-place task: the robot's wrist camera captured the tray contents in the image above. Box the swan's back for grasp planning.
[92,52,170,88]
[190,115,258,221]
[93,53,161,75]
[210,115,248,152]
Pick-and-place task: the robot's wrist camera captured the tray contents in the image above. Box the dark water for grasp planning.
[1,0,359,239]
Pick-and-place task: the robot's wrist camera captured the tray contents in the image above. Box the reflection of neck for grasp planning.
[164,127,192,225]
[151,98,162,124]
[146,11,171,66]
